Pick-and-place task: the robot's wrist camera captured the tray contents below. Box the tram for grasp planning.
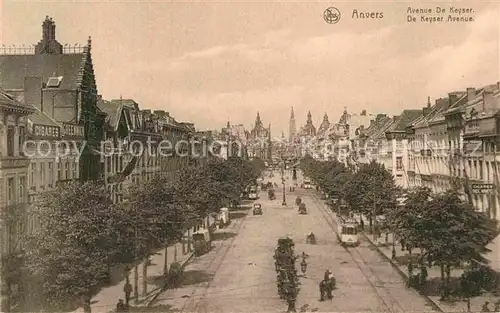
[337,218,359,247]
[303,179,312,189]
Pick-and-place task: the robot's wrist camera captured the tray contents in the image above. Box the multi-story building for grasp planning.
[98,98,194,203]
[218,122,248,159]
[248,112,271,160]
[445,83,500,218]
[0,88,34,313]
[383,110,422,188]
[407,97,450,191]
[0,16,103,183]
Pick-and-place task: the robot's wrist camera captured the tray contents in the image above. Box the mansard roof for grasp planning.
[371,119,394,140]
[385,110,422,133]
[0,52,88,90]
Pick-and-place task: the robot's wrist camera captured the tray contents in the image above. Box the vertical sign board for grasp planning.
[471,184,495,194]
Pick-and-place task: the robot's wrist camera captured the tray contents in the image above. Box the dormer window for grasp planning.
[46,76,63,88]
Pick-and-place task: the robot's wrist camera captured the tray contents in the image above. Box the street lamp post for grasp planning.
[281,154,287,206]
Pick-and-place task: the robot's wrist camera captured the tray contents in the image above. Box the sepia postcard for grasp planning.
[0,1,499,313]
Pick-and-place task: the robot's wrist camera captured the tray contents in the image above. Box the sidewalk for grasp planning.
[151,208,248,311]
[70,221,217,313]
[353,213,500,312]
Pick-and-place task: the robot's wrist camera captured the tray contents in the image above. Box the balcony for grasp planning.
[0,156,30,169]
[62,122,85,138]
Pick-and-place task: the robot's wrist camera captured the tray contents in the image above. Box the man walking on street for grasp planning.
[124,279,133,306]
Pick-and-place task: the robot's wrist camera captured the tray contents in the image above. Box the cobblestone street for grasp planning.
[150,174,437,313]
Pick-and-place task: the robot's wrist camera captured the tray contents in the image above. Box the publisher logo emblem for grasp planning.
[324,7,341,24]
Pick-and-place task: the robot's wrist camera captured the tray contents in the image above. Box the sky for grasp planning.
[1,1,499,135]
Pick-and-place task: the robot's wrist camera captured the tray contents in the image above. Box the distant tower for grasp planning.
[289,107,296,142]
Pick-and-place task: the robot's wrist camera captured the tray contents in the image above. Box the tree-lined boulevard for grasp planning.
[6,154,500,313]
[4,157,264,313]
[300,155,500,312]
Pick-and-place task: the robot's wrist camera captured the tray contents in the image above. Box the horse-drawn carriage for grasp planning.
[192,229,211,256]
[253,203,263,215]
[298,203,307,215]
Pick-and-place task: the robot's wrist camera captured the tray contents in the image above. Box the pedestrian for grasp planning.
[124,279,132,306]
[116,299,126,312]
[482,301,490,312]
[360,218,364,231]
[319,280,326,301]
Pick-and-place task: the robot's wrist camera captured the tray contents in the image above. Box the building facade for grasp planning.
[0,16,103,183]
[248,112,271,160]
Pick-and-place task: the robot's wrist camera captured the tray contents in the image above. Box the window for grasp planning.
[18,126,25,155]
[57,162,62,180]
[72,163,77,179]
[30,163,36,189]
[107,157,111,173]
[46,76,63,88]
[48,162,53,187]
[7,178,14,204]
[65,162,69,179]
[40,163,45,188]
[479,161,483,180]
[7,126,15,156]
[19,176,25,202]
[396,157,403,170]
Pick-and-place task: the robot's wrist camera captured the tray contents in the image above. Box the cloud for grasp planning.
[421,7,499,96]
[98,5,499,134]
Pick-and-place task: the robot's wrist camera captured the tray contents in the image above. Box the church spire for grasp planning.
[307,111,312,124]
[323,112,329,121]
[289,107,296,142]
[255,111,262,126]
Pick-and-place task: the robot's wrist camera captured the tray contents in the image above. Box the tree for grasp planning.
[126,175,197,280]
[424,189,498,299]
[250,157,266,175]
[389,187,499,299]
[322,164,353,200]
[388,187,432,254]
[344,161,399,231]
[23,181,117,312]
[176,157,260,217]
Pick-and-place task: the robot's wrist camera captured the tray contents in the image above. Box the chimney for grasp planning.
[370,119,375,126]
[42,16,51,41]
[483,90,495,111]
[361,110,367,116]
[23,77,43,111]
[467,87,476,103]
[427,96,431,108]
[392,116,399,122]
[448,93,459,107]
[142,109,151,115]
[422,107,431,116]
[97,94,102,100]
